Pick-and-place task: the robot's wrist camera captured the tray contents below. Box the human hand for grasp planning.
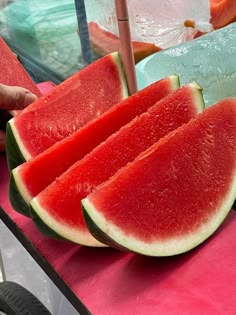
[0,84,37,152]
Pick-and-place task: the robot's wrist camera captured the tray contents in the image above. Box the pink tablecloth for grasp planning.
[0,154,236,314]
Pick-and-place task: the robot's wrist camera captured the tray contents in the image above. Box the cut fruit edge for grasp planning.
[30,198,106,247]
[6,122,26,170]
[187,81,205,113]
[82,168,236,256]
[30,208,85,243]
[7,120,32,161]
[9,174,31,217]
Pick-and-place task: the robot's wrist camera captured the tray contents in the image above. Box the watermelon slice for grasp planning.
[6,52,128,170]
[82,98,236,256]
[0,37,41,97]
[0,37,41,128]
[88,22,161,64]
[29,82,204,245]
[10,75,179,216]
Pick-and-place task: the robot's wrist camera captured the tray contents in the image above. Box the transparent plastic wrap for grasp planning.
[85,0,212,49]
[136,22,236,107]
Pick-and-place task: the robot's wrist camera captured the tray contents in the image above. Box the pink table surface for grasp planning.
[0,154,236,315]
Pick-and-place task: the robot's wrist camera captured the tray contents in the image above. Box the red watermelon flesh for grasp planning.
[8,52,128,161]
[0,37,41,98]
[0,37,41,120]
[11,75,179,215]
[82,98,236,255]
[29,82,203,245]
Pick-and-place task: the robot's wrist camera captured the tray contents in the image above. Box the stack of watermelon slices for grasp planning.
[9,74,179,217]
[7,52,236,256]
[28,81,203,246]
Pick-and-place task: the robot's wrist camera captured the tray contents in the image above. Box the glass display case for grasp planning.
[0,0,91,83]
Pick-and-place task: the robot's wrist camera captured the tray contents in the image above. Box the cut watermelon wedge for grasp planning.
[6,52,128,170]
[10,75,179,217]
[29,82,204,246]
[0,37,41,97]
[82,98,236,256]
[0,37,41,129]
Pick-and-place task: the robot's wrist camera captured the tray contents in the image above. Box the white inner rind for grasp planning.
[189,81,205,113]
[12,167,33,204]
[30,197,106,247]
[111,52,129,99]
[169,74,180,91]
[9,118,32,161]
[82,171,236,256]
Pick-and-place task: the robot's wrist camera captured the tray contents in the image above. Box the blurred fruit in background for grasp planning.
[210,0,236,29]
[87,22,161,64]
[86,0,213,62]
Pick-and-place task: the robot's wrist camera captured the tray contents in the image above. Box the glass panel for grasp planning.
[0,0,86,82]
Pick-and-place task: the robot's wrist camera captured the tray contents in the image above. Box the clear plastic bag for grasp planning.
[85,0,212,49]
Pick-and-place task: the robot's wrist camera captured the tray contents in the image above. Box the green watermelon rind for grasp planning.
[82,206,130,252]
[8,174,31,217]
[30,206,68,242]
[6,122,26,171]
[30,205,72,241]
[29,197,106,247]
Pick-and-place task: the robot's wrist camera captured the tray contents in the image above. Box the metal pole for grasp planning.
[0,250,6,282]
[115,0,137,95]
[74,0,92,66]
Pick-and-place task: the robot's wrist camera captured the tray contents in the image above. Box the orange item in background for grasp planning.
[88,22,161,64]
[210,0,236,29]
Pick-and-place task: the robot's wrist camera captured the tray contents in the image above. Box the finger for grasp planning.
[0,130,6,152]
[0,84,37,110]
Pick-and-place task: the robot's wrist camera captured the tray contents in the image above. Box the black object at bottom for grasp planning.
[0,281,51,315]
[0,207,91,315]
